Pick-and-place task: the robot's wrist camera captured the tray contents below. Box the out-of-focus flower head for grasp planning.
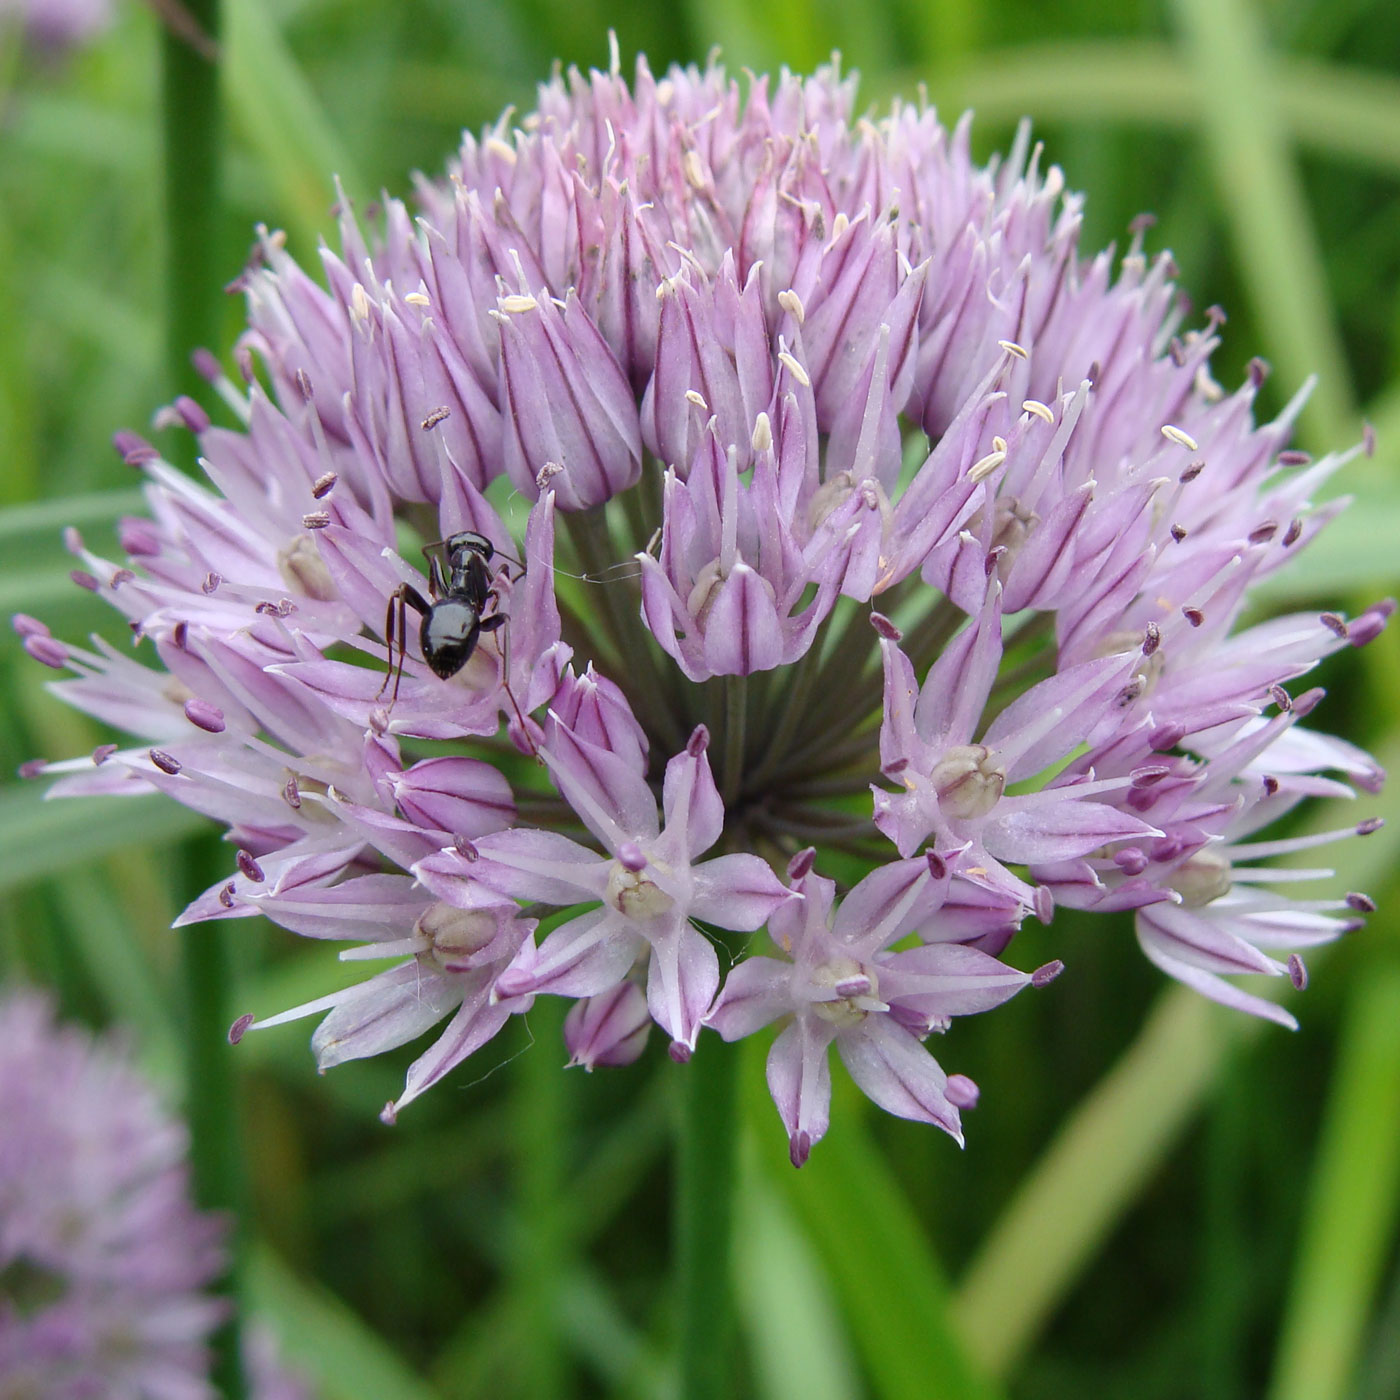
[18,41,1387,1164]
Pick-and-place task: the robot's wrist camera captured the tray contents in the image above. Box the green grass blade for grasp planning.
[1170,0,1354,451]
[223,0,367,255]
[1266,963,1400,1400]
[736,1135,861,1400]
[744,1039,1004,1400]
[955,734,1400,1377]
[0,787,206,893]
[246,1242,442,1400]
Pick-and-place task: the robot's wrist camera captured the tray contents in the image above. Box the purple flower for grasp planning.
[19,49,1385,1162]
[0,991,309,1398]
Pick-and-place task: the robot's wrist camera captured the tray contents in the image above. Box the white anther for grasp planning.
[499,293,538,314]
[967,448,1008,483]
[778,289,806,324]
[998,339,1029,359]
[751,413,773,454]
[1161,424,1199,451]
[484,137,517,165]
[777,351,811,387]
[683,149,707,189]
[403,292,430,308]
[1022,399,1054,423]
[685,389,708,410]
[350,284,371,323]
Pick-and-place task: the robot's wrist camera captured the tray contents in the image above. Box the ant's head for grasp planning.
[438,531,494,562]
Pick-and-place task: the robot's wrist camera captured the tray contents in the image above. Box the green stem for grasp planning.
[514,998,570,1400]
[165,6,243,1394]
[163,0,224,405]
[676,1037,738,1400]
[182,923,247,1399]
[722,674,747,803]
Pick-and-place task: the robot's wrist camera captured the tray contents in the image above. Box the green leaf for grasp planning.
[0,787,206,894]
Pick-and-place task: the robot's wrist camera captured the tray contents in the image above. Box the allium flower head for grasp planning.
[0,990,225,1397]
[19,44,1387,1163]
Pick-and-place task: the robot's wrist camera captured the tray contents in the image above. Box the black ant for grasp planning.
[379,531,521,706]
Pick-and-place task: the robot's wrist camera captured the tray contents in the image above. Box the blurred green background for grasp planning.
[3,1,1400,1397]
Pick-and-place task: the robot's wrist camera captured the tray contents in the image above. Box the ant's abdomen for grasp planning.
[421,600,481,680]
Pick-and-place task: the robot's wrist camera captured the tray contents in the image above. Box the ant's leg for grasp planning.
[480,613,536,755]
[377,583,431,704]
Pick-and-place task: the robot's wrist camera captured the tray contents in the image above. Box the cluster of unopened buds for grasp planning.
[16,47,1389,1166]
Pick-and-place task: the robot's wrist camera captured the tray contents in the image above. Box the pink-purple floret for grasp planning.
[16,51,1390,1164]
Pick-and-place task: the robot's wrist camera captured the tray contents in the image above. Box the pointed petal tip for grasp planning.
[788,1129,812,1168]
[668,1040,693,1064]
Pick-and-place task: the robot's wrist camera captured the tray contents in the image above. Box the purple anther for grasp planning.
[1182,606,1205,628]
[302,511,331,530]
[1357,817,1385,836]
[787,847,816,880]
[1032,959,1065,988]
[282,775,301,809]
[1129,212,1157,235]
[883,757,909,777]
[63,527,83,555]
[217,882,236,909]
[1247,356,1269,386]
[617,841,648,872]
[172,620,188,649]
[1363,421,1377,457]
[24,635,68,669]
[17,759,47,780]
[1288,954,1308,991]
[201,572,221,595]
[379,1102,399,1126]
[173,396,210,433]
[687,725,710,757]
[70,570,99,592]
[421,407,451,430]
[1033,886,1055,924]
[1319,612,1348,638]
[945,1074,980,1110]
[1346,892,1377,913]
[1262,775,1280,796]
[453,837,480,860]
[236,849,265,883]
[1248,521,1278,545]
[92,744,118,765]
[668,1041,692,1064]
[789,1130,812,1169]
[1268,685,1292,712]
[925,848,947,881]
[869,611,902,642]
[227,1013,255,1045]
[11,614,49,638]
[369,707,390,735]
[1282,518,1303,547]
[109,568,136,588]
[1142,621,1161,656]
[1168,338,1186,368]
[312,471,337,499]
[113,430,159,466]
[1170,524,1188,542]
[1179,460,1205,483]
[294,369,314,401]
[192,348,223,382]
[148,749,181,775]
[1277,450,1311,467]
[184,698,227,737]
[984,546,1006,578]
